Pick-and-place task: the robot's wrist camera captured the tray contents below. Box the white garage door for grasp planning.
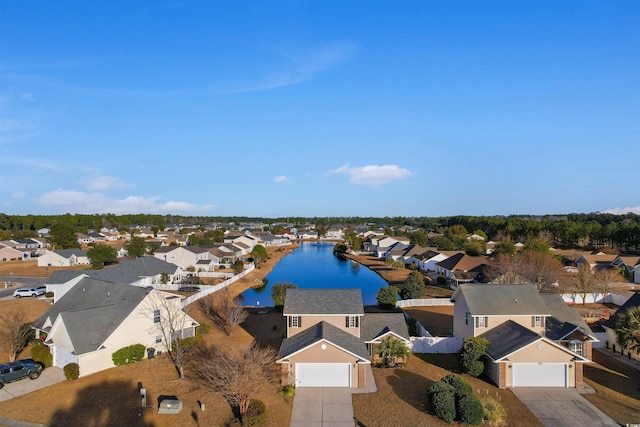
[295,363,351,387]
[54,346,77,368]
[513,363,567,387]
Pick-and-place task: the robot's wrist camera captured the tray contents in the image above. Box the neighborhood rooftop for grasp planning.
[283,288,364,315]
[452,283,551,316]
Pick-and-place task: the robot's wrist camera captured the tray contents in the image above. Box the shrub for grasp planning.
[112,343,145,366]
[31,340,53,368]
[480,395,505,426]
[63,363,80,380]
[376,286,399,309]
[441,374,472,397]
[241,399,266,426]
[45,291,54,298]
[278,385,295,396]
[458,394,484,425]
[400,271,426,299]
[458,337,489,377]
[430,386,456,423]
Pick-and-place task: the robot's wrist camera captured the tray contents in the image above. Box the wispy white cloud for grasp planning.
[0,156,64,172]
[603,205,640,215]
[84,175,131,191]
[38,189,214,215]
[327,164,413,186]
[274,175,291,184]
[12,192,25,199]
[219,41,357,94]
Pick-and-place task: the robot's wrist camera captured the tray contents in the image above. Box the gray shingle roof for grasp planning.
[454,284,550,316]
[602,292,640,329]
[284,289,364,315]
[54,248,87,258]
[360,313,410,342]
[33,277,151,354]
[278,321,370,361]
[479,320,541,360]
[539,293,596,340]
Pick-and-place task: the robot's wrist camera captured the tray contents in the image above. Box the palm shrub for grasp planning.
[376,337,410,367]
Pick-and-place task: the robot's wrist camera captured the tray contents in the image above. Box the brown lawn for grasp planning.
[353,353,543,427]
[583,349,640,425]
[0,260,88,277]
[0,245,297,427]
[403,306,454,337]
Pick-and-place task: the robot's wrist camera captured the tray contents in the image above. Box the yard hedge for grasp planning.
[428,384,456,423]
[458,394,484,425]
[31,340,53,368]
[112,343,145,366]
[63,363,80,380]
[428,374,484,424]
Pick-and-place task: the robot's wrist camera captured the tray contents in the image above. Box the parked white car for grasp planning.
[13,288,45,298]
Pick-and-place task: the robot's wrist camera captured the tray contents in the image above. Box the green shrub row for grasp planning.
[427,374,484,425]
[112,343,145,366]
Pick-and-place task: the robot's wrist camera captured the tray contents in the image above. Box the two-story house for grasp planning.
[276,288,409,388]
[451,284,596,388]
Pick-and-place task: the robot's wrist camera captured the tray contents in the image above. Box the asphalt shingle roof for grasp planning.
[284,289,364,315]
[33,277,151,354]
[454,284,551,316]
[539,293,596,340]
[278,321,370,360]
[360,313,409,341]
[479,320,541,360]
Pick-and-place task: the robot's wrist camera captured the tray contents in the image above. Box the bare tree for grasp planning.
[0,309,33,362]
[199,288,248,336]
[594,268,622,301]
[191,341,276,419]
[573,264,596,305]
[486,252,566,291]
[143,291,198,379]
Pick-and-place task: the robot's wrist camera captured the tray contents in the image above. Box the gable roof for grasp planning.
[602,292,640,329]
[360,313,410,342]
[53,248,87,258]
[33,277,152,354]
[539,293,597,341]
[436,253,485,271]
[451,284,550,316]
[277,321,370,361]
[284,289,364,315]
[479,320,544,360]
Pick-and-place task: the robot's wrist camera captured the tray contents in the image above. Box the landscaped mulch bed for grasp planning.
[353,353,543,427]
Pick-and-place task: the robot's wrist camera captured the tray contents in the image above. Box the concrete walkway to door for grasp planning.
[290,388,355,427]
[512,387,618,427]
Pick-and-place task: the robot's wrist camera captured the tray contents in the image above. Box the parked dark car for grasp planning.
[177,286,201,292]
[0,360,43,389]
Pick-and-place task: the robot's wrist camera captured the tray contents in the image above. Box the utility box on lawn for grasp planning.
[158,397,183,414]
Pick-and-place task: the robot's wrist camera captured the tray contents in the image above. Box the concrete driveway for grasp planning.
[512,387,618,427]
[0,367,66,402]
[290,388,354,427]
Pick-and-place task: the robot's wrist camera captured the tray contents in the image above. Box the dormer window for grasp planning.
[568,340,583,356]
[346,316,359,328]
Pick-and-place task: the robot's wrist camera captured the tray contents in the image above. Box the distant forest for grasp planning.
[1,212,639,253]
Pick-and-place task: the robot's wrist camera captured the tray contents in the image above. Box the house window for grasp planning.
[475,316,488,328]
[153,309,161,324]
[347,316,359,328]
[465,312,469,325]
[155,336,162,344]
[568,340,583,356]
[290,316,300,328]
[533,316,542,328]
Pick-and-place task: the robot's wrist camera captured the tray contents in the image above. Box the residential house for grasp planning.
[37,248,90,267]
[224,234,258,252]
[32,277,198,377]
[575,253,618,272]
[609,255,640,279]
[435,253,487,289]
[413,250,458,272]
[153,245,211,270]
[76,233,94,245]
[0,246,28,262]
[276,288,409,388]
[450,284,596,388]
[365,236,411,258]
[298,231,319,240]
[601,292,640,362]
[325,228,345,240]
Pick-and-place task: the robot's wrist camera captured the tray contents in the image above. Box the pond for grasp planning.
[237,242,388,307]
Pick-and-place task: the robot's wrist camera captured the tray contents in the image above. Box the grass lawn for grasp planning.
[583,349,640,425]
[0,260,88,277]
[353,353,543,427]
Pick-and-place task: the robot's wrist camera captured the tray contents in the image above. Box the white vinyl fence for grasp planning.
[410,336,463,354]
[396,298,454,308]
[561,292,631,306]
[180,264,255,308]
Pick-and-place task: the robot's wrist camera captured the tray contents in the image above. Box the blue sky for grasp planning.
[1,1,638,217]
